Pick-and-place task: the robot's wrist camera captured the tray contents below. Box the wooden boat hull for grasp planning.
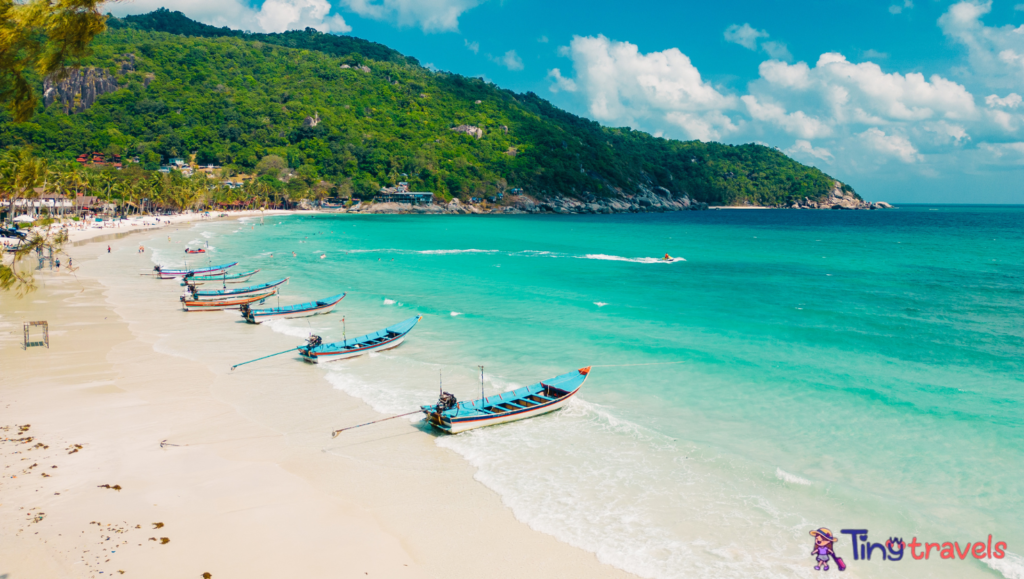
[303,334,406,363]
[423,367,590,434]
[180,269,260,286]
[299,315,421,363]
[187,278,287,300]
[242,293,345,324]
[181,291,277,311]
[156,262,238,279]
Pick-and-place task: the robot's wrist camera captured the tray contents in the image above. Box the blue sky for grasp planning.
[110,1,1024,203]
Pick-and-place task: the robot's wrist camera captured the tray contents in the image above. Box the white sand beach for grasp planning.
[0,220,636,579]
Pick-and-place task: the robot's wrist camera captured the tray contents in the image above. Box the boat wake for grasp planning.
[581,254,686,264]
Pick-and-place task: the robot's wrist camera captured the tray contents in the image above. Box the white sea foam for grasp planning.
[450,311,462,316]
[581,254,686,264]
[263,318,328,339]
[594,302,609,307]
[987,551,1024,579]
[418,249,498,255]
[775,468,812,485]
[383,298,396,305]
[983,549,1024,577]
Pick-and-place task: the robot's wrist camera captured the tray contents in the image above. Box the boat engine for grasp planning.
[436,391,458,413]
[240,304,251,316]
[153,265,162,273]
[306,335,323,349]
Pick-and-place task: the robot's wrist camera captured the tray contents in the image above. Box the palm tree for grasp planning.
[0,148,48,222]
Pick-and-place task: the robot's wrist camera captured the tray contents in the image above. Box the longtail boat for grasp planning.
[242,293,345,324]
[154,262,238,279]
[186,278,288,300]
[298,315,422,363]
[180,290,277,311]
[180,269,260,286]
[421,367,590,434]
[185,248,206,254]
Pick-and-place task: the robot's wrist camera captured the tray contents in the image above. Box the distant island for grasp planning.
[0,9,890,213]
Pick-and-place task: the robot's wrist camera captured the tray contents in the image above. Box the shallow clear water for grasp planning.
[154,207,1024,578]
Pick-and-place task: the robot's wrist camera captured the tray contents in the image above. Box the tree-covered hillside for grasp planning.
[0,10,854,206]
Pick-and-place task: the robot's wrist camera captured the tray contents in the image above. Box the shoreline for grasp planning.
[0,218,637,579]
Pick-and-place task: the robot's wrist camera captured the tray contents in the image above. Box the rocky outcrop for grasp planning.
[43,54,140,114]
[303,112,321,127]
[785,181,893,210]
[451,125,483,139]
[44,67,121,114]
[323,180,890,217]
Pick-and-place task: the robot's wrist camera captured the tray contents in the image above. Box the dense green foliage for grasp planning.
[0,10,853,205]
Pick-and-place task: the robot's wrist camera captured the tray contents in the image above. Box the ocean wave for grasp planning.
[450,311,462,316]
[382,298,396,305]
[581,254,686,264]
[594,302,609,307]
[775,468,811,486]
[418,249,498,255]
[263,318,329,339]
[986,550,1024,579]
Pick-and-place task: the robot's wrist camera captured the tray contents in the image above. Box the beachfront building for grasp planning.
[376,182,434,205]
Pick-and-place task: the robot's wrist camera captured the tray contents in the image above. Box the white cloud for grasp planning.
[977,141,1024,163]
[787,139,834,162]
[859,128,922,162]
[499,50,524,71]
[339,0,487,32]
[757,54,977,123]
[724,23,791,61]
[257,0,350,33]
[547,68,577,92]
[107,0,350,33]
[862,49,889,60]
[761,41,792,61]
[986,93,1023,108]
[465,39,479,53]
[938,1,1024,90]
[890,0,913,14]
[724,23,768,50]
[563,35,738,140]
[538,35,549,43]
[741,95,831,138]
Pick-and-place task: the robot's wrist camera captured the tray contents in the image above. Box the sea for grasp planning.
[153,206,1024,579]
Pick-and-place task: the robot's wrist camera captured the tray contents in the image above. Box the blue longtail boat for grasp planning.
[421,367,590,434]
[185,278,288,300]
[241,293,346,323]
[181,269,260,286]
[154,261,238,279]
[298,315,422,363]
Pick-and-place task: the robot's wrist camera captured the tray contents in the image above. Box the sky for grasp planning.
[106,0,1024,203]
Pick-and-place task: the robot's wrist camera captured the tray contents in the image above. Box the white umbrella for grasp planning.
[13,214,33,222]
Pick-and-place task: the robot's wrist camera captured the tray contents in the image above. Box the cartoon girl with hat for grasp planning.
[810,528,843,571]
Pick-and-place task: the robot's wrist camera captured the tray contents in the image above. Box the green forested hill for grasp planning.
[0,10,854,206]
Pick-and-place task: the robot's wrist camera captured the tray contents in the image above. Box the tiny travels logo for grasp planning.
[808,527,1009,571]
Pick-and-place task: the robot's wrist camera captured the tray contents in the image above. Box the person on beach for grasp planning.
[107,245,111,253]
[55,258,60,271]
[810,528,839,571]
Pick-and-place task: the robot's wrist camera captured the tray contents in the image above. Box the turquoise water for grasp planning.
[160,207,1024,578]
